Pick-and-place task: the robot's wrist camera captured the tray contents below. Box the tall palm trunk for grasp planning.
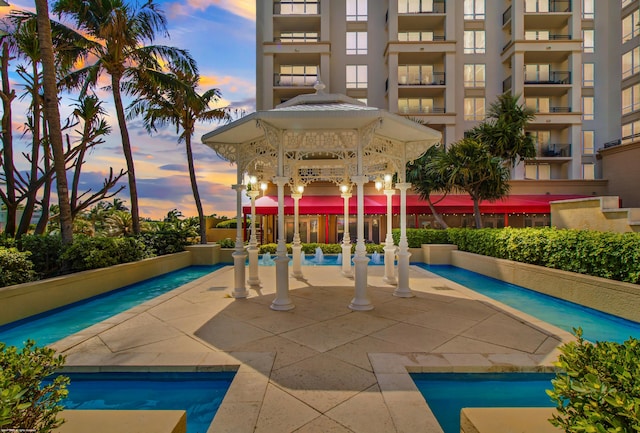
[111,73,140,235]
[185,133,206,244]
[35,0,73,244]
[472,197,483,228]
[35,129,52,235]
[425,198,448,229]
[1,41,17,237]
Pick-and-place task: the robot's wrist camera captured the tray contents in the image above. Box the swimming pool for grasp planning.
[416,264,640,343]
[411,372,556,433]
[0,265,225,347]
[52,371,235,433]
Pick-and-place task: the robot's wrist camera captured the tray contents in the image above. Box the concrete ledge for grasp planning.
[185,243,221,265]
[451,250,640,323]
[219,248,235,263]
[0,252,192,326]
[421,244,457,265]
[54,410,186,433]
[461,408,560,433]
[408,247,423,263]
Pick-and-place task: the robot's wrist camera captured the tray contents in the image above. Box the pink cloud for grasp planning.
[166,0,255,21]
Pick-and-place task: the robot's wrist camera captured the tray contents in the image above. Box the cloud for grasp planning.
[165,0,255,21]
[159,164,188,171]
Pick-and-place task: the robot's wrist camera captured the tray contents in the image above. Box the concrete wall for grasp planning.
[450,250,640,323]
[550,196,640,232]
[599,141,640,208]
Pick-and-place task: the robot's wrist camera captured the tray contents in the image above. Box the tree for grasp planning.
[127,65,230,244]
[406,145,450,228]
[35,0,73,244]
[0,35,17,237]
[428,137,510,228]
[53,0,197,236]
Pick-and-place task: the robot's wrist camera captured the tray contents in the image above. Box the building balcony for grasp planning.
[273,0,319,15]
[538,143,572,157]
[274,73,318,87]
[398,0,445,14]
[398,71,446,86]
[398,106,446,115]
[524,0,571,13]
[524,71,571,85]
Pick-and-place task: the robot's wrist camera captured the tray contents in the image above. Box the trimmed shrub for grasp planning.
[547,329,640,432]
[218,238,235,248]
[139,230,191,256]
[61,235,150,273]
[0,248,38,287]
[216,219,237,229]
[391,228,451,248]
[18,235,64,279]
[0,340,69,432]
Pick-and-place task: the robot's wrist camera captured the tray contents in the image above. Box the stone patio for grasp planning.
[51,264,571,433]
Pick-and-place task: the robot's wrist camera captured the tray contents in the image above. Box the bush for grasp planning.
[216,219,237,229]
[219,238,235,248]
[547,329,640,432]
[0,340,69,432]
[61,235,151,273]
[139,231,191,256]
[391,228,451,248]
[0,248,38,287]
[18,234,64,279]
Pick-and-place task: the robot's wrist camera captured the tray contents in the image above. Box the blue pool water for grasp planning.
[52,371,235,433]
[0,265,225,347]
[416,264,640,343]
[411,372,556,433]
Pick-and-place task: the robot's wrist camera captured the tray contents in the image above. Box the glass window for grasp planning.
[623,0,634,7]
[582,131,594,154]
[583,30,595,53]
[463,64,485,88]
[582,164,595,180]
[346,65,367,88]
[582,0,594,19]
[622,47,640,79]
[525,64,550,82]
[277,0,319,14]
[525,164,551,180]
[346,32,367,55]
[464,31,486,54]
[622,84,640,114]
[622,9,640,43]
[525,0,549,12]
[583,96,594,120]
[525,97,550,113]
[278,65,318,86]
[464,0,485,19]
[398,98,434,114]
[398,31,434,41]
[398,0,436,13]
[464,97,485,120]
[347,0,367,21]
[583,63,594,87]
[279,32,318,42]
[525,31,550,40]
[622,119,640,143]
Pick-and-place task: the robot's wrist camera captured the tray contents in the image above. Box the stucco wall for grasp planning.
[599,141,640,208]
[550,196,640,232]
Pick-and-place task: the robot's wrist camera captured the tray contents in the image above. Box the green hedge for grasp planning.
[257,243,384,255]
[391,228,451,247]
[60,236,151,273]
[0,248,38,287]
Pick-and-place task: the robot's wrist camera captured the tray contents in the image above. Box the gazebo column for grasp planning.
[340,185,353,278]
[291,186,304,279]
[271,176,294,311]
[394,182,414,298]
[246,187,261,290]
[231,181,248,298]
[349,175,373,311]
[383,184,397,285]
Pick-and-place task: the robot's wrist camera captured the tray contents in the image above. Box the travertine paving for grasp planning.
[51,264,571,433]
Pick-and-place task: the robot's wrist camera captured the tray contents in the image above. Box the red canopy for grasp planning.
[243,194,586,215]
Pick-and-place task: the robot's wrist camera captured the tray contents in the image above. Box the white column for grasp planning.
[291,189,304,279]
[383,187,397,285]
[340,187,353,278]
[271,176,294,311]
[394,182,414,298]
[231,182,248,298]
[349,175,373,311]
[246,189,261,289]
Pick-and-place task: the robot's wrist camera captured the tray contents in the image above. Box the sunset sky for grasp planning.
[2,0,257,220]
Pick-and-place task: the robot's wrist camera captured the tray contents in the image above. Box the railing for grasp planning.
[540,143,571,157]
[502,5,512,25]
[274,74,318,87]
[549,34,572,40]
[525,0,571,13]
[274,0,319,15]
[604,132,640,148]
[398,0,445,14]
[275,33,319,43]
[550,106,571,113]
[398,72,446,86]
[399,107,446,114]
[503,76,512,93]
[524,71,571,84]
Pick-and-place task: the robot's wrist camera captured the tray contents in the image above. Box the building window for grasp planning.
[278,32,318,43]
[583,63,594,87]
[398,98,435,114]
[464,31,486,54]
[531,130,551,155]
[398,31,435,41]
[582,131,594,154]
[525,97,550,113]
[276,0,319,15]
[623,47,640,79]
[398,65,435,85]
[463,64,485,88]
[583,30,595,53]
[582,0,594,19]
[582,164,595,180]
[622,120,640,143]
[525,31,550,40]
[278,65,318,86]
[346,65,367,88]
[622,84,640,114]
[524,0,549,12]
[463,0,485,19]
[622,9,640,43]
[525,163,551,180]
[464,97,485,120]
[346,0,367,21]
[623,0,634,7]
[346,32,367,55]
[583,97,594,120]
[525,64,550,82]
[398,0,438,14]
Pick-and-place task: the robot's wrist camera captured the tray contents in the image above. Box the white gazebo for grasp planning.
[201,83,441,311]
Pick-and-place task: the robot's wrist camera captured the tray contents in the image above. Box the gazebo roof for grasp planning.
[201,85,441,185]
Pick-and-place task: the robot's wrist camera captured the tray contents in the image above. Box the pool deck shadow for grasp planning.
[52,265,572,433]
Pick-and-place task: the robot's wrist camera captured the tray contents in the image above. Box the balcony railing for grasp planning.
[503,76,512,93]
[399,107,446,114]
[398,0,445,14]
[502,5,512,25]
[525,0,571,13]
[524,71,571,84]
[274,0,319,15]
[604,132,640,148]
[275,33,319,43]
[274,74,318,87]
[550,106,571,113]
[398,72,446,86]
[539,143,571,157]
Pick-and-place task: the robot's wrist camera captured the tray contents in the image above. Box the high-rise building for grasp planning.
[257,0,637,182]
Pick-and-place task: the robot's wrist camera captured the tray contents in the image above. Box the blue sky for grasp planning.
[2,0,256,219]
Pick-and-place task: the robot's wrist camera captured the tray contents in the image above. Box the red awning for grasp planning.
[243,194,587,215]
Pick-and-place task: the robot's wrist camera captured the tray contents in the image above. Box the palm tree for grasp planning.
[53,0,197,235]
[429,138,510,229]
[406,145,451,228]
[127,65,230,244]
